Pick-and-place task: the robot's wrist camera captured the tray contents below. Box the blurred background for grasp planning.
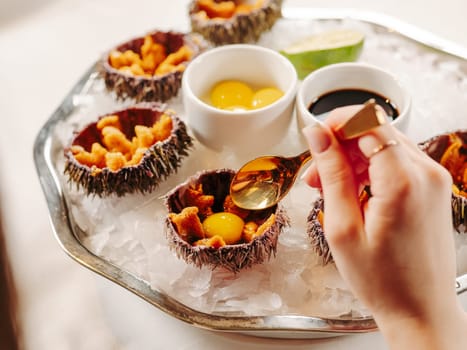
[0,0,466,349]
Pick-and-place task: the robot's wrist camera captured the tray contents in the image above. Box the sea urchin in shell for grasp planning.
[189,0,283,46]
[100,30,208,102]
[419,130,467,233]
[164,168,289,272]
[64,103,193,197]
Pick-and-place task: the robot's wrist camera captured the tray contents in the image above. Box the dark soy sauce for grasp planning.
[308,88,399,121]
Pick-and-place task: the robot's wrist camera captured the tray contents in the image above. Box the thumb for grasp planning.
[302,123,363,241]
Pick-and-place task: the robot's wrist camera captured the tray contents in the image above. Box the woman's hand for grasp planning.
[302,105,467,349]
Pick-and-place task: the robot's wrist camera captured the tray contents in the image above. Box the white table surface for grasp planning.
[1,0,466,349]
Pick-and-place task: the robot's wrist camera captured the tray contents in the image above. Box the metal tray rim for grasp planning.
[33,7,467,338]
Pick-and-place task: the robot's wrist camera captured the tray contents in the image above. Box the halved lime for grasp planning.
[280,29,365,79]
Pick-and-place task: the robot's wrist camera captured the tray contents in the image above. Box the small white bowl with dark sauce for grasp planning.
[296,62,411,131]
[182,44,298,157]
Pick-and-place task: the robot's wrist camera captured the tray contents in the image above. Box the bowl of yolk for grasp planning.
[182,44,298,156]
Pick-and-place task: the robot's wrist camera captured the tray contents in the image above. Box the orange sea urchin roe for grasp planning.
[168,185,277,248]
[209,80,283,111]
[108,35,193,77]
[242,214,275,243]
[71,113,173,171]
[194,235,226,248]
[202,212,245,245]
[196,0,264,19]
[169,206,206,242]
[439,134,467,197]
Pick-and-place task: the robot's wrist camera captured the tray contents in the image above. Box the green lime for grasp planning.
[280,29,365,79]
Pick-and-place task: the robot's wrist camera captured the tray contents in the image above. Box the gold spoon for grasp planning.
[229,100,387,210]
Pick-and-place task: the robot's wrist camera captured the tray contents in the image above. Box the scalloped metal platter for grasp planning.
[34,8,467,339]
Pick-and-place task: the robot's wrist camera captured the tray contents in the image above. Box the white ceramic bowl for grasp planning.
[296,62,411,131]
[182,44,298,156]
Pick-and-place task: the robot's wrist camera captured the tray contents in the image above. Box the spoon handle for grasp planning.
[294,100,383,166]
[296,150,311,162]
[335,99,386,140]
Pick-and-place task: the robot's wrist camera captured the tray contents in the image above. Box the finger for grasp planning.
[303,104,371,188]
[358,123,408,163]
[302,143,370,195]
[324,104,363,128]
[358,124,409,200]
[302,122,364,242]
[393,128,444,167]
[359,118,430,174]
[301,162,321,188]
[393,128,429,161]
[357,123,417,232]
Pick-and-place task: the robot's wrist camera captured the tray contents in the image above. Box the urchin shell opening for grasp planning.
[63,103,193,197]
[189,0,283,45]
[99,31,208,102]
[164,168,290,272]
[419,130,467,233]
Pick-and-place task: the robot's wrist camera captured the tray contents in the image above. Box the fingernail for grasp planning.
[302,124,331,154]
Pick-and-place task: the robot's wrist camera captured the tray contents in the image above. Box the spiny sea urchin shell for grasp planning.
[164,168,289,272]
[99,30,208,102]
[307,188,371,264]
[64,103,193,197]
[419,130,467,233]
[188,0,283,46]
[307,197,334,265]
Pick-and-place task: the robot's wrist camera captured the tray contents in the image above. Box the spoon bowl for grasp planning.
[230,100,386,210]
[230,151,311,210]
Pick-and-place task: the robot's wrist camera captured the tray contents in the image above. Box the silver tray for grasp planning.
[34,8,467,339]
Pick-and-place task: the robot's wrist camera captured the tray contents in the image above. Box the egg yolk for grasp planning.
[210,81,253,110]
[202,212,245,245]
[251,88,284,109]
